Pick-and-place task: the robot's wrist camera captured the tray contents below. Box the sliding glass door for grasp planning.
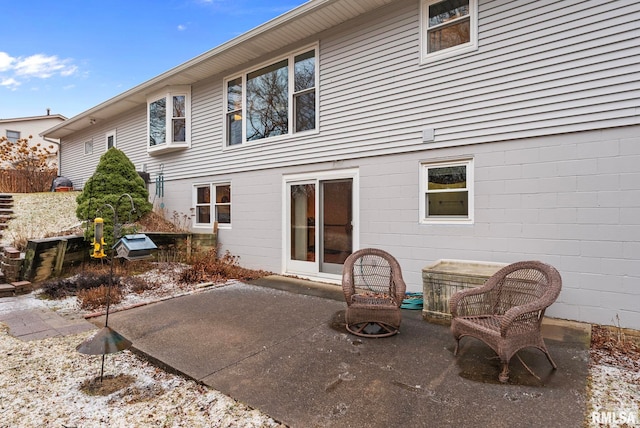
[285,170,357,278]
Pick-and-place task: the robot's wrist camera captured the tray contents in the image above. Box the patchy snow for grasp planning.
[2,271,640,427]
[2,193,638,427]
[0,192,82,248]
[0,325,283,427]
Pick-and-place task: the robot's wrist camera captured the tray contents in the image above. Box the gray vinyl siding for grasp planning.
[59,106,147,188]
[135,0,639,181]
[154,125,640,329]
[54,0,640,329]
[61,0,639,183]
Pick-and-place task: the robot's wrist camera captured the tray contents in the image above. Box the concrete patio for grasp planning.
[92,276,591,427]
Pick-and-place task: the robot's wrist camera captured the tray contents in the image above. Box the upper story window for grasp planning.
[421,0,478,62]
[106,130,116,150]
[420,159,474,224]
[224,45,318,147]
[6,130,20,143]
[147,86,191,154]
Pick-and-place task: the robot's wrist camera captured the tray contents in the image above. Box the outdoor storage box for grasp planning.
[422,259,507,325]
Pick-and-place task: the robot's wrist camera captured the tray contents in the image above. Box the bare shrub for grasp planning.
[179,248,270,284]
[40,270,120,299]
[126,276,159,294]
[0,135,57,193]
[77,284,123,310]
[136,209,186,233]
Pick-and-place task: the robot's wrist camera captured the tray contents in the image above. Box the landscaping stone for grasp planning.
[0,283,15,297]
[11,281,32,295]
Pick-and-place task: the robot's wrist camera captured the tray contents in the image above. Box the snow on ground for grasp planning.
[1,193,639,427]
[0,323,283,428]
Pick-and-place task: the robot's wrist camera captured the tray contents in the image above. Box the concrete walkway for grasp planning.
[0,294,95,341]
[90,276,591,428]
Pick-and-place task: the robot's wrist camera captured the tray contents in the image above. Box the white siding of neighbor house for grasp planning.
[155,124,640,329]
[1,116,64,170]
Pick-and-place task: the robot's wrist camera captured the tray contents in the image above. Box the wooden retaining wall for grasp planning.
[21,232,217,283]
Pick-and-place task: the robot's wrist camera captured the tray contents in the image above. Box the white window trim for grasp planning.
[147,86,191,155]
[6,130,20,143]
[281,168,360,281]
[222,43,319,149]
[192,182,232,230]
[420,0,478,64]
[106,129,116,150]
[84,139,93,155]
[420,158,474,224]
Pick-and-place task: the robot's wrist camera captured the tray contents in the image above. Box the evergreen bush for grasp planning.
[76,148,152,245]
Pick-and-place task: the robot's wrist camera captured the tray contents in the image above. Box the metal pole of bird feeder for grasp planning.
[77,194,136,383]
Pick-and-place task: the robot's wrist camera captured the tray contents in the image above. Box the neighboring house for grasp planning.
[43,0,640,329]
[0,110,66,170]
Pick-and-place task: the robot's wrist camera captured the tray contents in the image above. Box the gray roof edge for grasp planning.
[1,114,67,123]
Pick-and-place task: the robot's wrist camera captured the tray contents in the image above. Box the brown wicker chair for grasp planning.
[342,248,406,337]
[450,261,562,382]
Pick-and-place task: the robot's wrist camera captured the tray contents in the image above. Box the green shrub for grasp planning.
[76,148,152,245]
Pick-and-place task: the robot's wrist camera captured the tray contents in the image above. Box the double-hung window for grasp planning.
[147,86,191,154]
[224,45,317,146]
[194,183,232,227]
[421,0,478,61]
[6,130,20,143]
[420,159,473,223]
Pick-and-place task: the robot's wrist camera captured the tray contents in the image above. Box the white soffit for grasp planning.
[44,0,395,139]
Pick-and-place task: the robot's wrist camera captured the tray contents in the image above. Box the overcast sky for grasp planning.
[0,0,307,119]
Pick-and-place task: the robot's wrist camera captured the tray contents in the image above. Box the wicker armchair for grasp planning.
[450,261,562,382]
[342,248,406,337]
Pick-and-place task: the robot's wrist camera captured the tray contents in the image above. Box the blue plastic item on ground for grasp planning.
[401,292,423,310]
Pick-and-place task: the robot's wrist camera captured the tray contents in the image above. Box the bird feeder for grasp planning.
[91,217,107,259]
[112,234,157,260]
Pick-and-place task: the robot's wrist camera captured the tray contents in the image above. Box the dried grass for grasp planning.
[77,285,123,310]
[590,323,640,371]
[179,248,270,284]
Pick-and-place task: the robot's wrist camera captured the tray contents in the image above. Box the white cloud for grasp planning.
[177,24,187,31]
[0,53,78,91]
[0,52,15,71]
[14,54,76,78]
[1,77,20,90]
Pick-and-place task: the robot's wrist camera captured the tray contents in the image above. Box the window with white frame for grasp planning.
[421,0,477,61]
[106,130,116,150]
[148,86,191,153]
[194,183,231,226]
[6,130,20,143]
[420,159,473,223]
[84,140,93,155]
[224,45,317,146]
